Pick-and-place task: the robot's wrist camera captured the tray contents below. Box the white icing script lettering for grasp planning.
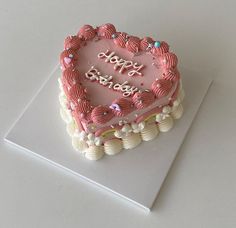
[97,50,144,77]
[85,66,140,97]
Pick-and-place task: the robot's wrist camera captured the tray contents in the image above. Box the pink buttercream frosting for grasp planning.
[113,32,127,48]
[151,79,173,98]
[110,98,135,117]
[140,37,154,51]
[151,41,169,56]
[132,91,155,109]
[68,84,87,105]
[125,36,140,53]
[64,36,81,50]
[162,68,180,82]
[75,100,92,114]
[91,105,114,124]
[159,52,178,69]
[78,25,96,40]
[97,23,116,39]
[60,49,78,70]
[62,67,80,89]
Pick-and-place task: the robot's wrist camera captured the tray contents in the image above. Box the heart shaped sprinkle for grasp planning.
[64,57,72,65]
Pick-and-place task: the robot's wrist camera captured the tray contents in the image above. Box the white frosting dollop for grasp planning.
[122,133,142,149]
[141,123,159,141]
[131,121,145,133]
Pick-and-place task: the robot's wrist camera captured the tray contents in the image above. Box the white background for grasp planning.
[0,0,236,227]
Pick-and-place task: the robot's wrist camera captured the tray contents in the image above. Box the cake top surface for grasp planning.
[59,23,180,135]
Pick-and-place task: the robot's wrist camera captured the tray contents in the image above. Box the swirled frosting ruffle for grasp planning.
[91,105,114,124]
[64,35,81,50]
[132,91,155,109]
[151,41,169,56]
[110,98,135,117]
[125,36,140,53]
[97,23,116,39]
[78,24,96,40]
[151,79,173,98]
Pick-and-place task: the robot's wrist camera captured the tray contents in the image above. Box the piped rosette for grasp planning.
[97,23,116,39]
[68,84,87,107]
[77,24,96,40]
[109,98,135,117]
[91,105,115,125]
[159,52,178,69]
[162,68,180,82]
[125,36,141,53]
[60,49,78,70]
[74,100,92,120]
[151,79,173,98]
[62,67,80,89]
[132,90,155,109]
[151,41,169,56]
[64,36,81,50]
[113,32,128,48]
[140,37,154,51]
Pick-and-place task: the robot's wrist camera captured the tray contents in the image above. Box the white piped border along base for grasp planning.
[59,79,185,161]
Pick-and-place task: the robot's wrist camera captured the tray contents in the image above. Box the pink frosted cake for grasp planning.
[59,23,184,160]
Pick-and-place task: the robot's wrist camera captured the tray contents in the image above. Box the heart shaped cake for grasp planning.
[59,23,185,160]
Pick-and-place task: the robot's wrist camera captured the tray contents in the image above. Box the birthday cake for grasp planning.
[59,23,184,160]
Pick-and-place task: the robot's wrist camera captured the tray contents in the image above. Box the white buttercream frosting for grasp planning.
[131,121,145,133]
[156,105,172,122]
[141,123,159,141]
[104,139,123,155]
[72,136,88,153]
[171,104,184,119]
[66,121,77,137]
[178,89,185,102]
[85,146,104,160]
[158,116,174,132]
[122,133,142,149]
[60,108,73,124]
[59,92,67,108]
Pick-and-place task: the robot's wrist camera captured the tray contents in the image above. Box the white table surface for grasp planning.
[0,0,235,227]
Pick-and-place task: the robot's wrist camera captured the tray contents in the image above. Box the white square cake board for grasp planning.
[5,66,212,211]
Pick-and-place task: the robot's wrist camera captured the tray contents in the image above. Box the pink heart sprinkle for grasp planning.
[64,57,71,65]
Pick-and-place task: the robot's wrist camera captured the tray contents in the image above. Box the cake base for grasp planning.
[4,66,212,211]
